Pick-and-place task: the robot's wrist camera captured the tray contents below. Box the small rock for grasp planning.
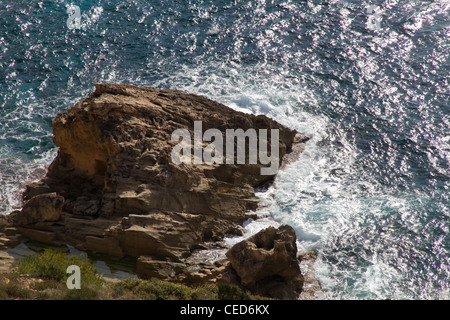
[136,256,186,280]
[226,225,303,299]
[11,193,64,226]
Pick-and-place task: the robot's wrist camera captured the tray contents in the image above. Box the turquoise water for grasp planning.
[0,0,449,299]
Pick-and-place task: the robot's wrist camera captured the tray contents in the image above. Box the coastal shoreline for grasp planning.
[0,84,320,300]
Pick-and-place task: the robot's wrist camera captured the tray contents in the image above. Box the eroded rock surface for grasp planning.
[10,193,64,226]
[12,83,308,269]
[226,225,303,299]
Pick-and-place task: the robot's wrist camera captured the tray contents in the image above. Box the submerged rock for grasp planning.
[10,83,309,294]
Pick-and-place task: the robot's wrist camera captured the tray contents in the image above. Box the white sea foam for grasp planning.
[206,24,221,35]
[153,57,450,299]
[0,147,58,215]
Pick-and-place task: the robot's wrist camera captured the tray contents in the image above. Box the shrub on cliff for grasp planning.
[13,249,103,287]
[1,248,265,300]
[108,278,219,300]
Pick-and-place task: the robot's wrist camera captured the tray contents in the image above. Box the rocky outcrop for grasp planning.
[9,83,310,294]
[0,215,8,251]
[10,193,64,226]
[0,215,22,251]
[0,215,24,273]
[225,225,303,300]
[298,251,322,300]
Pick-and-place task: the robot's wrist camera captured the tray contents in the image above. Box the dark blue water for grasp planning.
[1,0,449,299]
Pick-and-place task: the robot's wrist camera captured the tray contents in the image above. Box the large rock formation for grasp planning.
[9,83,309,287]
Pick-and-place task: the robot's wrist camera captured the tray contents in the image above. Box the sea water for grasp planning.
[0,0,449,299]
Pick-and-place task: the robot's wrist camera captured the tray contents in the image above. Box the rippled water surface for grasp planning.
[1,0,449,299]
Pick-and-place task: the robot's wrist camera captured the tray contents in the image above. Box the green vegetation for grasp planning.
[217,283,253,300]
[107,278,218,300]
[0,248,262,300]
[13,248,103,287]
